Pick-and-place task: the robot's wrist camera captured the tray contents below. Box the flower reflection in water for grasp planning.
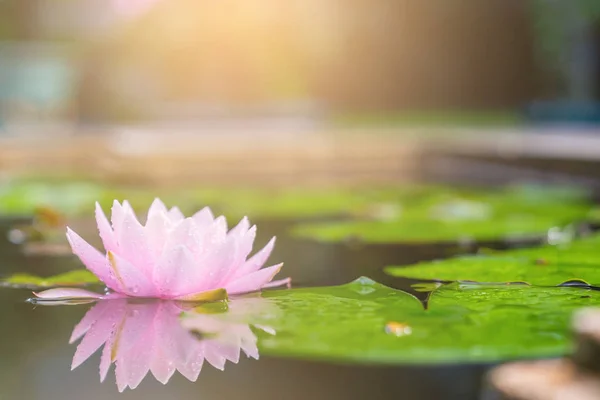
[63,297,276,392]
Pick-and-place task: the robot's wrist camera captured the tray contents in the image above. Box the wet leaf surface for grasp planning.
[0,270,99,289]
[0,181,109,215]
[243,278,600,364]
[291,185,592,243]
[387,234,600,286]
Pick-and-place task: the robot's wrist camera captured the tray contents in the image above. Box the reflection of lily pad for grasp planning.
[249,278,600,363]
[1,270,99,288]
[292,187,592,243]
[387,234,600,286]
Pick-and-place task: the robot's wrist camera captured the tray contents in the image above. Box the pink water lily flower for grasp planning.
[35,199,289,301]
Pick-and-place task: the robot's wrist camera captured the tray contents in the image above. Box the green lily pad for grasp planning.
[0,180,388,220]
[386,233,600,286]
[246,278,600,363]
[205,188,369,220]
[0,270,99,289]
[292,186,592,243]
[0,178,592,230]
[0,181,109,216]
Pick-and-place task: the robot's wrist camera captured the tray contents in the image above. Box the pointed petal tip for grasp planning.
[263,276,291,290]
[272,262,284,272]
[71,354,87,370]
[95,201,108,217]
[65,226,85,244]
[150,197,167,209]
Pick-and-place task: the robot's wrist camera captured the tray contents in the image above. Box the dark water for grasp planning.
[0,219,492,400]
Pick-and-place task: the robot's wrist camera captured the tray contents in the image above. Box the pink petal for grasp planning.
[108,251,156,296]
[145,208,171,259]
[70,300,114,343]
[99,330,115,382]
[242,343,259,360]
[214,341,242,365]
[110,200,126,236]
[225,263,284,295]
[231,237,276,280]
[262,277,291,289]
[112,303,159,391]
[113,303,158,360]
[72,301,128,370]
[231,325,259,359]
[149,304,180,384]
[162,218,200,255]
[117,211,153,274]
[238,225,257,262]
[254,325,276,336]
[191,216,227,261]
[34,288,104,300]
[154,245,196,297]
[209,216,228,241]
[178,352,204,382]
[156,303,203,382]
[220,225,257,285]
[150,348,177,385]
[202,342,227,370]
[111,200,140,232]
[227,217,250,238]
[182,217,232,293]
[190,238,237,293]
[122,200,136,219]
[192,207,214,228]
[116,325,155,390]
[115,360,129,392]
[95,202,117,252]
[167,207,185,223]
[147,198,168,222]
[66,228,121,291]
[221,220,256,277]
[155,305,197,381]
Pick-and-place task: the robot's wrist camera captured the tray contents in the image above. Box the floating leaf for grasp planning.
[1,178,590,227]
[208,188,372,220]
[292,186,592,243]
[386,234,600,286]
[1,270,99,289]
[0,181,107,215]
[246,278,600,364]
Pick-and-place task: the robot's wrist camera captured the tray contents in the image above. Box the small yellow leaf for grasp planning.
[176,288,229,303]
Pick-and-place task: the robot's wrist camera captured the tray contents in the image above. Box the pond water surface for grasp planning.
[0,218,509,400]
